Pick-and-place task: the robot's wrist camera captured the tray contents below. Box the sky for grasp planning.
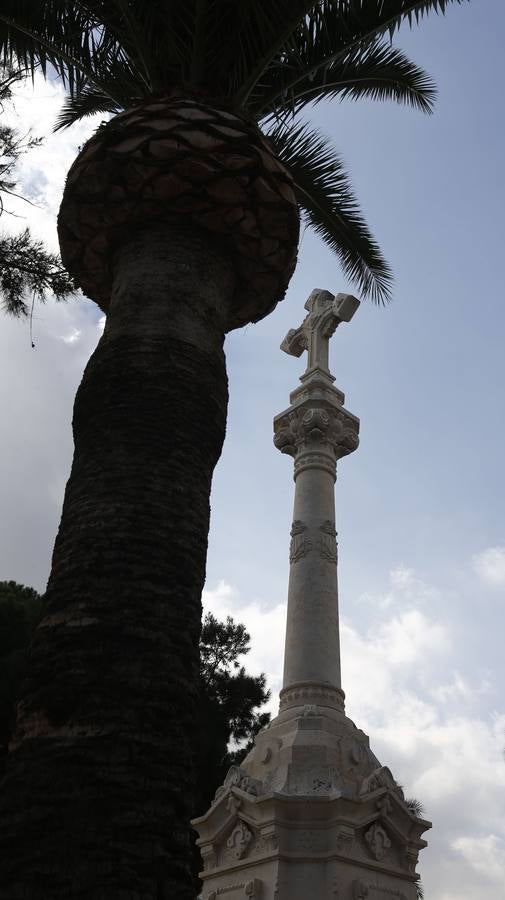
[0,3,504,898]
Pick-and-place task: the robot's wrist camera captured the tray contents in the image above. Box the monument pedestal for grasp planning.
[193,703,428,900]
[192,291,430,899]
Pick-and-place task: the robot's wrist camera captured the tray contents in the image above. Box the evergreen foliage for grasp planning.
[0,66,75,316]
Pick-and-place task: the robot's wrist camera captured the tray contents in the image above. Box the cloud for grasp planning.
[0,298,101,591]
[452,833,505,885]
[472,546,505,587]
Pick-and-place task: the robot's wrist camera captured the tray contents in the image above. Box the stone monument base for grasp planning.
[192,697,429,900]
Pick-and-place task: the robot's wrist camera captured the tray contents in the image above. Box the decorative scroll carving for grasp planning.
[227,821,253,860]
[365,822,392,861]
[289,520,312,562]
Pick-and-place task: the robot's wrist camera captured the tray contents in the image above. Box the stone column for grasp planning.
[273,289,360,715]
[192,290,431,900]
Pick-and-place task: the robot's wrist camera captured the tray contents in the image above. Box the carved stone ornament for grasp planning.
[289,520,312,563]
[318,519,338,563]
[274,403,359,462]
[227,821,253,860]
[223,765,260,796]
[360,766,403,799]
[365,822,392,861]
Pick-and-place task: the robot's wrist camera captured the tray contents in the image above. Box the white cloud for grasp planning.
[0,299,101,590]
[452,834,505,885]
[61,327,81,344]
[473,546,505,587]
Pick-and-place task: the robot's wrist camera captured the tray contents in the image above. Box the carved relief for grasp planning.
[289,520,312,562]
[365,823,392,861]
[226,821,253,860]
[318,520,338,563]
[274,403,359,462]
[359,766,403,799]
[223,765,260,796]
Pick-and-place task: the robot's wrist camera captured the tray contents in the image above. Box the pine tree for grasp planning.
[0,66,75,317]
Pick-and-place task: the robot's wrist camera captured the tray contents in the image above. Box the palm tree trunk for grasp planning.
[0,226,235,899]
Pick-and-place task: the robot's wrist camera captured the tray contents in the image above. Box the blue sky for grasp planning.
[0,3,504,898]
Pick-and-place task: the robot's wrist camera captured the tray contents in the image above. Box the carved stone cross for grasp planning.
[280,288,360,376]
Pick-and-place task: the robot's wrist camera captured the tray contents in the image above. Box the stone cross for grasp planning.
[280,288,360,376]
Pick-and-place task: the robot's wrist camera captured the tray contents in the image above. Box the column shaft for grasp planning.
[282,464,341,690]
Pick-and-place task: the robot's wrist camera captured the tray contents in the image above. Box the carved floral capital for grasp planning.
[274,402,359,464]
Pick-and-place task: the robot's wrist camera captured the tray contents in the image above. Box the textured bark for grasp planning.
[0,227,234,899]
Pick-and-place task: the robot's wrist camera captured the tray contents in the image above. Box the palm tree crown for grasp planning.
[0,0,466,305]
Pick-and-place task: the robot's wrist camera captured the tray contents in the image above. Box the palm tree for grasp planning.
[0,2,464,897]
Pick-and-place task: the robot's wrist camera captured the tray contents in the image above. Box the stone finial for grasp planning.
[280,289,360,377]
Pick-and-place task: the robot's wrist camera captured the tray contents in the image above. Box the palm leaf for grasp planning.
[54,83,122,130]
[257,40,436,120]
[267,121,393,304]
[249,0,465,115]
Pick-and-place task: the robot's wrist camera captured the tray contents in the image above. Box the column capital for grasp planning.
[274,394,359,477]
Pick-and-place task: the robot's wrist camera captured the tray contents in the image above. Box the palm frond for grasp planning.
[0,1,467,114]
[257,40,436,120]
[405,796,426,817]
[266,120,393,304]
[55,84,122,130]
[248,0,465,116]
